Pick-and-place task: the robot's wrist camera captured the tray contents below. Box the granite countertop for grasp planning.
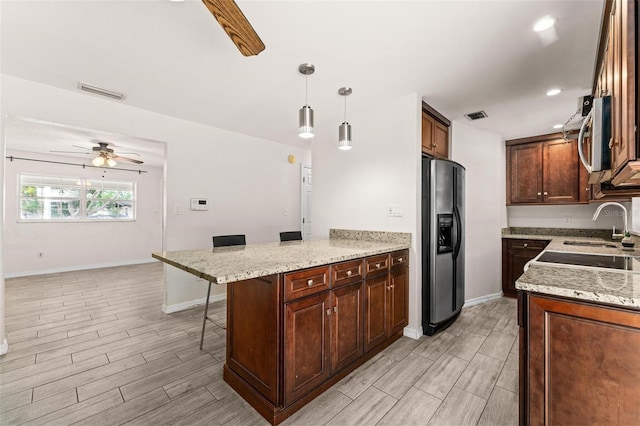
[152,229,411,285]
[505,228,640,309]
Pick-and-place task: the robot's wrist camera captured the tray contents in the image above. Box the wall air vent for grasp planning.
[464,110,488,121]
[77,82,126,101]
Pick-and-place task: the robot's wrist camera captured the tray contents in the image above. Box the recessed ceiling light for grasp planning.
[553,124,563,129]
[533,16,557,32]
[546,88,562,96]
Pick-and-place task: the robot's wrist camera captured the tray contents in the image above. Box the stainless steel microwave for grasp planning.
[578,96,611,173]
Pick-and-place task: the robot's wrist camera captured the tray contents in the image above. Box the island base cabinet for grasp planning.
[284,292,331,405]
[224,252,408,425]
[519,293,640,425]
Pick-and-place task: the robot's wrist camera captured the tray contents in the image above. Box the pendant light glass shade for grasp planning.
[338,122,352,150]
[299,105,314,139]
[106,158,117,167]
[298,63,315,139]
[338,87,353,150]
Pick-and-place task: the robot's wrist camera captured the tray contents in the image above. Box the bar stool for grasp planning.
[279,231,302,242]
[200,234,246,350]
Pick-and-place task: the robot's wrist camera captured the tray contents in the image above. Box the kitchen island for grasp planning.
[515,234,640,425]
[152,229,411,425]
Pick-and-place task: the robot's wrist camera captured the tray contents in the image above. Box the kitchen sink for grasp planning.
[563,240,618,248]
[536,251,640,271]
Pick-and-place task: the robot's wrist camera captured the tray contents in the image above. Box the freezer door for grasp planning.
[454,165,465,311]
[431,160,455,324]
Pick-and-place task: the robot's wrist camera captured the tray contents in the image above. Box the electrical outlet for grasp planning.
[283,208,288,216]
[37,252,44,258]
[564,216,572,225]
[174,206,181,215]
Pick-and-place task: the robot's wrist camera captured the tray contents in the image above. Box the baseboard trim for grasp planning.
[162,293,227,314]
[0,338,8,356]
[4,258,158,279]
[403,326,423,340]
[464,291,503,308]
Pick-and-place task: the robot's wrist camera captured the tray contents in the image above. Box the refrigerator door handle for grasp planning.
[453,205,462,259]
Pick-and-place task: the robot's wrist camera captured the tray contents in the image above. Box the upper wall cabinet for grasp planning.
[506,133,589,205]
[421,102,450,159]
[589,0,638,194]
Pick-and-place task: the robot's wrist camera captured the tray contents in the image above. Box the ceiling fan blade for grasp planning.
[71,145,92,151]
[50,150,92,154]
[201,0,265,56]
[113,155,144,165]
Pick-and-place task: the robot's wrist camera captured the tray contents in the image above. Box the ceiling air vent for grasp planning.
[464,110,488,121]
[77,82,126,101]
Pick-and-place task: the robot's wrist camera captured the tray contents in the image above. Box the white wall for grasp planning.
[1,75,311,317]
[3,150,163,276]
[450,121,508,301]
[508,203,630,231]
[0,65,6,354]
[311,93,423,337]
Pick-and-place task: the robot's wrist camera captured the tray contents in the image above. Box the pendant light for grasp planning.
[298,63,315,139]
[338,87,352,150]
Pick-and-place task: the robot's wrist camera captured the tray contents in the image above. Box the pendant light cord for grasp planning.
[305,75,309,105]
[344,95,347,122]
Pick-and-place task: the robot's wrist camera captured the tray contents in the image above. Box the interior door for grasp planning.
[301,165,312,239]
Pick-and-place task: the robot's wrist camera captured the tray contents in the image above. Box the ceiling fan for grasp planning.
[201,0,265,56]
[51,141,143,167]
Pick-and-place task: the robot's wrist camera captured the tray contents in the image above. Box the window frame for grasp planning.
[18,173,137,223]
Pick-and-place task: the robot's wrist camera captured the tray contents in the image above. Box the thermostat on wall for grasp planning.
[190,198,209,211]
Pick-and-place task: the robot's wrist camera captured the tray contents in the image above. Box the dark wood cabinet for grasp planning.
[284,291,331,405]
[330,281,364,374]
[421,103,450,159]
[519,293,640,425]
[364,273,388,353]
[501,239,549,298]
[364,250,409,353]
[389,262,409,336]
[224,250,408,425]
[506,134,582,205]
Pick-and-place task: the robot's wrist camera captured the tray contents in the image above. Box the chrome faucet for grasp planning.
[592,202,628,238]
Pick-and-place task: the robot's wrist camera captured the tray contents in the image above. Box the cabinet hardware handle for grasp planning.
[307,279,313,286]
[326,309,331,316]
[543,192,548,196]
[334,306,338,313]
[398,257,403,262]
[390,284,395,289]
[346,270,352,277]
[523,243,528,248]
[375,263,381,269]
[432,144,437,148]
[537,192,541,196]
[586,188,590,192]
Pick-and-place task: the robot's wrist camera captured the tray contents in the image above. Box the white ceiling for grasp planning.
[1,0,604,154]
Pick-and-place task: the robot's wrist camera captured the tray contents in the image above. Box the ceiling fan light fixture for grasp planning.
[298,63,315,139]
[92,155,106,167]
[106,158,117,167]
[338,87,353,151]
[546,88,562,96]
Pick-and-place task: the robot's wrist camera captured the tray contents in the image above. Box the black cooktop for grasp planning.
[536,251,640,271]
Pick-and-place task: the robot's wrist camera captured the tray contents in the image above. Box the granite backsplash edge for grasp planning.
[330,229,411,245]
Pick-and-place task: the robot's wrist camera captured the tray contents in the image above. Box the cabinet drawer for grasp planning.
[331,259,363,288]
[506,239,549,251]
[390,250,409,267]
[284,266,330,302]
[364,254,389,278]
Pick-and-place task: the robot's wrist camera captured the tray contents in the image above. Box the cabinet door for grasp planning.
[284,292,331,405]
[525,295,640,425]
[543,139,579,203]
[508,143,543,204]
[331,281,363,374]
[364,274,388,353]
[434,121,449,159]
[505,247,543,297]
[421,112,434,155]
[389,265,408,336]
[579,137,592,202]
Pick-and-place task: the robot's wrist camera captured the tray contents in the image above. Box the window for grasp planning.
[19,174,136,221]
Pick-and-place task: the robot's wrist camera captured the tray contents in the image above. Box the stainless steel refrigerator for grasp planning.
[422,157,465,336]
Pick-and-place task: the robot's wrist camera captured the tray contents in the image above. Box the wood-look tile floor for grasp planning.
[0,263,518,425]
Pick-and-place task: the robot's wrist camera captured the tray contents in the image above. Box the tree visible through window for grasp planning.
[19,174,136,221]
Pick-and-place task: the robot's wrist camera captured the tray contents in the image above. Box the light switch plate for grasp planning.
[387,204,403,217]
